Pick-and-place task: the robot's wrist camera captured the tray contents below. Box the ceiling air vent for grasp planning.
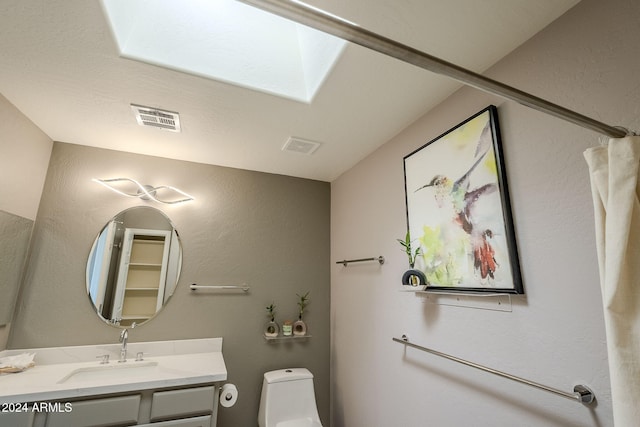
[282,137,321,155]
[131,104,181,132]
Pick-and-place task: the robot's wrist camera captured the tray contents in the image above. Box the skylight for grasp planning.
[100,0,347,103]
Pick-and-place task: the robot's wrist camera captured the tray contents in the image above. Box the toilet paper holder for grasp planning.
[219,383,239,408]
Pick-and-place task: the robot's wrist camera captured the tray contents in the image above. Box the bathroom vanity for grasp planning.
[0,338,227,427]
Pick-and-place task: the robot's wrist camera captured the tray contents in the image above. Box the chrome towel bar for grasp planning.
[190,284,250,293]
[335,256,385,267]
[393,335,594,405]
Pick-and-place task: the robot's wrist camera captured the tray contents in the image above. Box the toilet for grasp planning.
[258,368,322,427]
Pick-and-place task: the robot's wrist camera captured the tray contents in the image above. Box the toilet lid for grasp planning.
[276,418,322,427]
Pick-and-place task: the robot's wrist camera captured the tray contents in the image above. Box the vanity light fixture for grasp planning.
[92,178,194,205]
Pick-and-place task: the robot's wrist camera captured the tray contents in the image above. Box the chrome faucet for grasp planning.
[118,328,128,363]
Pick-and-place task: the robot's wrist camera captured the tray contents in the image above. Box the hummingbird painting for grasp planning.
[414,120,500,281]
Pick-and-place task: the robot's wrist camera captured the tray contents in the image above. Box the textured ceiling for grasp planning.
[0,0,581,181]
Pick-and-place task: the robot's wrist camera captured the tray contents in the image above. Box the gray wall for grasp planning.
[10,142,330,427]
[0,211,33,325]
[0,93,52,349]
[330,0,639,425]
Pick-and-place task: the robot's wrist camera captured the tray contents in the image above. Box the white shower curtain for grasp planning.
[584,136,640,427]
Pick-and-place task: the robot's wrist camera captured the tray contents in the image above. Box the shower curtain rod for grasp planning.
[237,0,629,139]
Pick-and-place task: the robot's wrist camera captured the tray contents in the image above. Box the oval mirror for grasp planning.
[86,206,182,328]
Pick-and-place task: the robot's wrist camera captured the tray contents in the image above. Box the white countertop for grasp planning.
[0,338,227,404]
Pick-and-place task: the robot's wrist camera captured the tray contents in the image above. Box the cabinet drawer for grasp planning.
[140,415,212,427]
[0,410,34,427]
[150,386,215,421]
[45,395,140,427]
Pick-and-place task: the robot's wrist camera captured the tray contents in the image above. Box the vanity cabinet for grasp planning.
[1,384,219,427]
[138,416,212,427]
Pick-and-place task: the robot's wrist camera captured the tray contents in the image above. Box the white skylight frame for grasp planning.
[100,0,347,103]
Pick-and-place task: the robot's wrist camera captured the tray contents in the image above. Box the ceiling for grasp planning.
[0,0,581,182]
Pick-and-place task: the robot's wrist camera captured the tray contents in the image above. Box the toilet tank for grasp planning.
[258,368,321,426]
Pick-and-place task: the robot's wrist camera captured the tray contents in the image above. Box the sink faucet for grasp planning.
[118,329,128,363]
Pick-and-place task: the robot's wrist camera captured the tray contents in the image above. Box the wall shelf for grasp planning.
[264,334,311,342]
[402,288,513,312]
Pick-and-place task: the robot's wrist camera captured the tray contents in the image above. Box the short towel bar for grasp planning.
[190,284,250,293]
[393,335,594,405]
[335,256,385,267]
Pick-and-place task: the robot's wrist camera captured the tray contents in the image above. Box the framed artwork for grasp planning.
[403,105,523,294]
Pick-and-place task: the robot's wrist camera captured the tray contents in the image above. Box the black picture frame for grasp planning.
[403,105,523,294]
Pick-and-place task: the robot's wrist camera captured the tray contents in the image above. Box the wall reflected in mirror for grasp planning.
[0,210,34,326]
[86,206,182,328]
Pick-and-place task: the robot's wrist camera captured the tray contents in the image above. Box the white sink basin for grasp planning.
[57,361,159,384]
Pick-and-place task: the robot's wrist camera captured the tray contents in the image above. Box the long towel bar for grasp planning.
[336,256,385,267]
[238,0,632,138]
[393,335,594,405]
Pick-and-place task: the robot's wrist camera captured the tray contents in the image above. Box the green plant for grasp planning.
[296,292,310,319]
[397,230,422,269]
[266,303,276,322]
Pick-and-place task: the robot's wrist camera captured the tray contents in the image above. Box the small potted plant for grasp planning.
[293,291,309,336]
[264,303,280,338]
[397,230,427,289]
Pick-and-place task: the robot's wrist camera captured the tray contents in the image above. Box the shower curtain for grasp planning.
[584,136,640,427]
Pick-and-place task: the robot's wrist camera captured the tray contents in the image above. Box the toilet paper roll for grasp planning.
[219,383,238,408]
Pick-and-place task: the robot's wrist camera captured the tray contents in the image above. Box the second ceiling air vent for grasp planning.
[282,137,322,155]
[131,104,181,132]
